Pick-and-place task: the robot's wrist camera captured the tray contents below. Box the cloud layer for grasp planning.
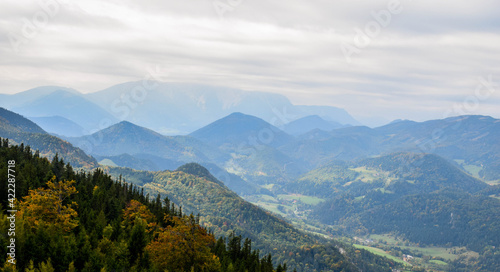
[1,0,499,125]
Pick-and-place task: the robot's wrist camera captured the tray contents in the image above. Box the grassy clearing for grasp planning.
[462,164,482,178]
[353,244,407,265]
[246,193,336,240]
[370,234,398,244]
[454,159,483,178]
[261,184,275,190]
[350,167,379,183]
[246,193,298,218]
[415,248,458,260]
[258,194,279,202]
[350,166,397,186]
[253,202,287,217]
[277,194,325,205]
[369,234,476,260]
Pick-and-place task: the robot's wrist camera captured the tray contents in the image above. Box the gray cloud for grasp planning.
[0,0,499,126]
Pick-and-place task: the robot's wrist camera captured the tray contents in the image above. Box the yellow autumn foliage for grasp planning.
[146,215,221,272]
[18,176,78,232]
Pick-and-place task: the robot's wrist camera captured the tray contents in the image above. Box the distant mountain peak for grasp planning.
[227,111,248,117]
[190,112,293,148]
[445,114,495,123]
[17,85,80,96]
[222,112,258,121]
[10,89,118,132]
[95,120,161,137]
[283,115,345,136]
[116,120,138,127]
[387,119,410,125]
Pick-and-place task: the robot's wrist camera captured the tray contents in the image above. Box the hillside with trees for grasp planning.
[286,153,500,270]
[0,139,287,272]
[0,139,400,271]
[105,164,397,271]
[0,108,97,169]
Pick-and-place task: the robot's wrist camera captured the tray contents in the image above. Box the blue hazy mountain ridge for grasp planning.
[28,116,86,137]
[2,82,360,136]
[374,115,500,180]
[84,81,360,134]
[67,120,230,165]
[0,107,98,168]
[280,125,378,168]
[281,115,500,181]
[359,152,488,194]
[282,115,346,136]
[0,86,80,109]
[0,107,46,134]
[189,112,308,184]
[291,152,489,199]
[69,113,305,188]
[294,105,360,126]
[11,90,118,132]
[189,112,294,148]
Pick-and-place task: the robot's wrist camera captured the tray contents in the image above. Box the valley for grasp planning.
[1,85,499,272]
[2,0,499,270]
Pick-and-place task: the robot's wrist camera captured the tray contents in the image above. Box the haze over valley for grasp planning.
[1,0,500,271]
[1,81,499,271]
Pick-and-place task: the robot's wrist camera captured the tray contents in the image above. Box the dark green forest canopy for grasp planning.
[0,138,284,272]
[0,138,398,272]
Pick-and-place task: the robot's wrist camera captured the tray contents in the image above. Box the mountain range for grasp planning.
[190,112,294,149]
[280,152,500,257]
[281,115,500,181]
[0,107,97,168]
[1,100,499,270]
[4,98,499,185]
[52,109,500,185]
[1,82,360,136]
[282,115,345,136]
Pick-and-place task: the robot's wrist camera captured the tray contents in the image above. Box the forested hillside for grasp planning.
[282,153,500,270]
[0,139,400,271]
[105,165,397,271]
[280,115,500,181]
[0,139,287,272]
[356,189,500,251]
[0,108,97,169]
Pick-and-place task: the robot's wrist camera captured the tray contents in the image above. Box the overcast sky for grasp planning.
[1,0,499,125]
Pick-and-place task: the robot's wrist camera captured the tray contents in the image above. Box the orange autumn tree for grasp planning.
[146,214,221,272]
[122,199,158,265]
[122,199,157,232]
[18,177,78,232]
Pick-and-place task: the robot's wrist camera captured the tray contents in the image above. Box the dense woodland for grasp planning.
[0,139,287,272]
[301,154,500,271]
[0,108,97,169]
[0,139,400,272]
[356,189,500,251]
[105,166,396,271]
[2,105,499,271]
